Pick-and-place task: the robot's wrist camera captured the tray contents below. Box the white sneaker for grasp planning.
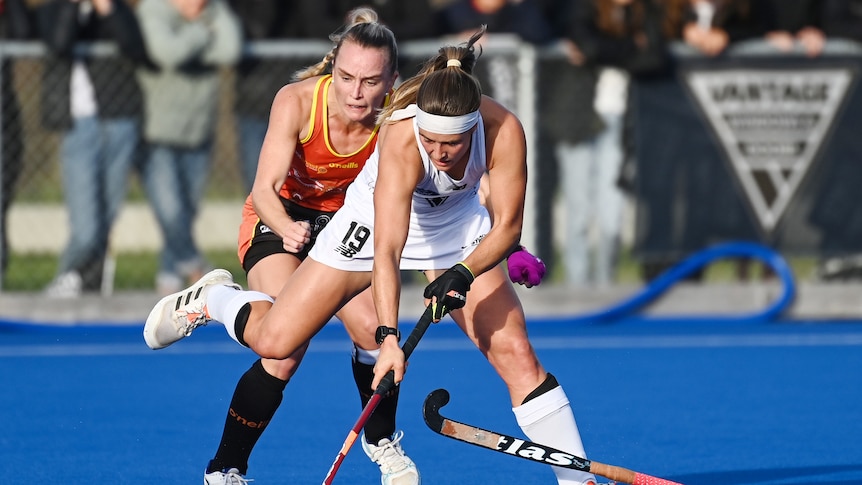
[204,468,252,485]
[361,431,420,485]
[143,269,240,350]
[44,271,83,299]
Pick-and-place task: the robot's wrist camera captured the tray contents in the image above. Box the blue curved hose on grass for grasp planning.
[566,241,796,324]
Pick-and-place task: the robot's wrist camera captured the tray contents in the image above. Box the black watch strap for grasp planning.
[375,326,401,345]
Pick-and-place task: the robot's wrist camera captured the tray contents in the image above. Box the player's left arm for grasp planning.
[461,96,528,277]
[479,166,546,287]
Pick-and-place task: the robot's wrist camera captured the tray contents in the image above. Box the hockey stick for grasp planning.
[423,388,683,485]
[322,305,435,485]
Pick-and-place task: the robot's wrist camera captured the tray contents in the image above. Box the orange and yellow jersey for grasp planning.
[279,74,383,212]
[237,75,389,266]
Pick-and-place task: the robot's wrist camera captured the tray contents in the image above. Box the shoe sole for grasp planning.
[143,269,235,350]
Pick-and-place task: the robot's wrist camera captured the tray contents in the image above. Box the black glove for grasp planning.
[423,263,475,320]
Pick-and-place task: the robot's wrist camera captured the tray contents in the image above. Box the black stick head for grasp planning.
[422,388,450,432]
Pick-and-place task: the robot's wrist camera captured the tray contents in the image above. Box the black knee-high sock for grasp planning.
[352,358,399,444]
[207,359,287,475]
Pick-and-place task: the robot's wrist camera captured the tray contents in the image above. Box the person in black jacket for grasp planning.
[567,0,658,287]
[0,0,33,287]
[228,0,300,193]
[531,0,669,286]
[35,0,152,297]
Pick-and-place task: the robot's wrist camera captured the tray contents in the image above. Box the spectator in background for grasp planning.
[633,0,775,282]
[809,0,862,281]
[135,0,242,295]
[439,0,555,109]
[34,0,151,298]
[0,0,31,288]
[762,0,824,57]
[228,0,296,193]
[821,0,862,43]
[439,0,553,45]
[683,0,777,281]
[539,0,668,286]
[681,0,775,57]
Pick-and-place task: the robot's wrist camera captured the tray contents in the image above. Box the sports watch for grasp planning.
[375,326,401,345]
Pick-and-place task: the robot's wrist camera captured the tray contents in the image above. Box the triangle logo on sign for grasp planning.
[683,68,855,232]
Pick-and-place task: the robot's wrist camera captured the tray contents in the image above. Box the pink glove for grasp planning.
[507,245,546,288]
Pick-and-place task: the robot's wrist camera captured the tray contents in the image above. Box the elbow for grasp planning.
[500,219,523,247]
[510,228,524,248]
[224,41,243,64]
[249,187,268,214]
[143,39,199,69]
[147,53,186,70]
[373,242,404,270]
[210,40,243,66]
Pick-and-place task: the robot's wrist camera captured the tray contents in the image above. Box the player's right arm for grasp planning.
[250,79,316,252]
[370,119,424,388]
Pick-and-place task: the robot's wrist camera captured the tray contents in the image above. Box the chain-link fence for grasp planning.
[6,37,861,299]
[0,37,539,295]
[2,41,258,293]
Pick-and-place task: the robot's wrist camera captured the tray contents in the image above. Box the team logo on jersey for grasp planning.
[461,234,485,250]
[328,161,360,169]
[306,161,327,174]
[416,187,449,207]
[683,68,855,232]
[313,214,331,233]
[335,244,358,258]
[426,196,449,207]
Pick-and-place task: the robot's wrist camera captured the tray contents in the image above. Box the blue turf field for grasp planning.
[2,315,861,484]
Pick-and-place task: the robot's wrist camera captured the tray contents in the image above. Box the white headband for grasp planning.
[416,107,479,135]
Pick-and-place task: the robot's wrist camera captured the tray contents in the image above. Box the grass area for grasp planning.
[2,247,819,293]
[3,249,248,292]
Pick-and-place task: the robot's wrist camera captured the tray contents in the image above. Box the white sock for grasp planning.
[513,385,595,485]
[352,346,380,365]
[206,286,273,344]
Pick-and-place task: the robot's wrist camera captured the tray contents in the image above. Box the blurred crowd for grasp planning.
[1,0,861,296]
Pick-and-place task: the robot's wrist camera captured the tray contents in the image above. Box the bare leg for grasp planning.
[440,265,545,405]
[446,265,595,485]
[337,289,403,443]
[239,259,371,359]
[207,254,308,475]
